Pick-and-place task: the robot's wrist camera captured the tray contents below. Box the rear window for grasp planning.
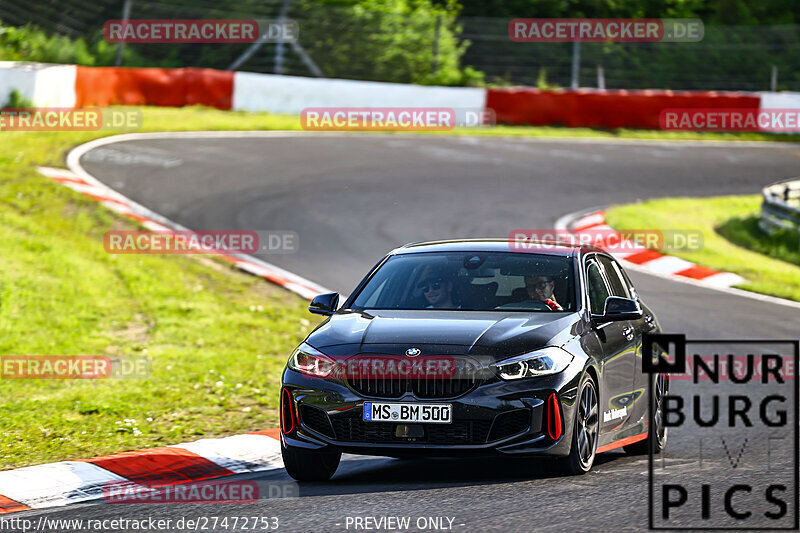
[349,252,575,312]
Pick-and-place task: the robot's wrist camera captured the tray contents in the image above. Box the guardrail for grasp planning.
[760,178,800,233]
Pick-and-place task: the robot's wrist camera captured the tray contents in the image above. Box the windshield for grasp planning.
[350,252,575,312]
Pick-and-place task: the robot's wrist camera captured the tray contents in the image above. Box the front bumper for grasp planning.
[281,364,584,458]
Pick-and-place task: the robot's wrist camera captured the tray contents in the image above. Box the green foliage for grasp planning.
[0,0,482,86]
[536,68,560,89]
[0,22,137,66]
[457,0,798,23]
[576,25,800,91]
[460,13,800,90]
[4,89,33,108]
[295,0,483,85]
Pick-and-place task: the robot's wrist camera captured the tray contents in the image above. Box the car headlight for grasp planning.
[288,343,336,377]
[492,347,573,380]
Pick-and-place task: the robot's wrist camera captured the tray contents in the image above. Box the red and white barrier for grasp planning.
[0,63,486,113]
[4,62,797,132]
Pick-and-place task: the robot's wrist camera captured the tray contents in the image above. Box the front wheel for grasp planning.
[281,441,341,481]
[625,373,668,455]
[557,374,599,475]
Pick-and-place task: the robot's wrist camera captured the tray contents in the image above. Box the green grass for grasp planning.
[718,216,800,267]
[606,196,800,301]
[1,105,797,470]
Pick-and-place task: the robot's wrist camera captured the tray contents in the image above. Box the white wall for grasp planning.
[757,91,800,133]
[0,62,76,107]
[233,72,487,113]
[758,91,800,110]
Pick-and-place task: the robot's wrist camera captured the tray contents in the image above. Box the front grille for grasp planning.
[346,357,480,399]
[331,417,492,445]
[299,405,335,438]
[488,408,530,442]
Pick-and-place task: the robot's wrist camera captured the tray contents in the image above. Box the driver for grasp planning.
[418,268,457,309]
[523,275,563,311]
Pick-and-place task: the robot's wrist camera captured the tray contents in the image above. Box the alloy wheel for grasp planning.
[653,373,668,446]
[577,381,599,468]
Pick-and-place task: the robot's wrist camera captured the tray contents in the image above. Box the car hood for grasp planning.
[305,309,581,360]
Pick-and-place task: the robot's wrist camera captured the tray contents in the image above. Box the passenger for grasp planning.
[523,275,563,311]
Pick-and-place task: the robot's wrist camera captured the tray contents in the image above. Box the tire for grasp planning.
[557,374,599,475]
[281,441,341,481]
[625,373,668,455]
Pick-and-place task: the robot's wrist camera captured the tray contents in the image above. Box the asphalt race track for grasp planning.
[28,134,800,531]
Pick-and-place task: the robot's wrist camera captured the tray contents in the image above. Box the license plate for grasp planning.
[363,402,452,424]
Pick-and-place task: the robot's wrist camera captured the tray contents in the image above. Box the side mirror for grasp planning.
[309,292,339,316]
[592,296,643,324]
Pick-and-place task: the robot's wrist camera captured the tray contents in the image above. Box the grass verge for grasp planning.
[605,196,800,301]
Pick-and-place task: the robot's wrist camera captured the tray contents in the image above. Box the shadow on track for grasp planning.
[252,452,634,499]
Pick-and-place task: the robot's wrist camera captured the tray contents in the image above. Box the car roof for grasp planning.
[391,238,604,256]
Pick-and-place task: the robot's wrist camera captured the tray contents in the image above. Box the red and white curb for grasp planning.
[0,429,282,513]
[37,166,330,301]
[557,208,745,287]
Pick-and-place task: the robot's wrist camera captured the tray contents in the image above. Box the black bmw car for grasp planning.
[280,240,668,480]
